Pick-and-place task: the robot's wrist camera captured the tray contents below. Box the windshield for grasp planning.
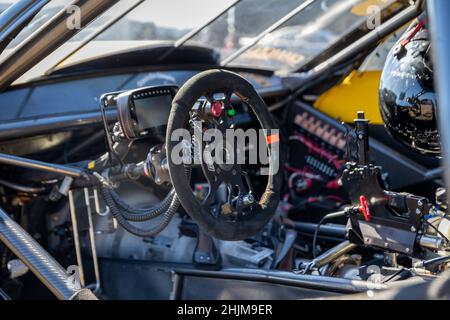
[0,0,14,12]
[227,0,407,71]
[0,0,412,85]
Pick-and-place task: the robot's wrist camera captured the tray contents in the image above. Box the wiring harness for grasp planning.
[99,166,191,238]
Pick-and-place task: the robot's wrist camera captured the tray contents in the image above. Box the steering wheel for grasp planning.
[166,69,282,240]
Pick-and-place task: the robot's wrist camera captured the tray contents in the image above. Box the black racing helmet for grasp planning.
[379,16,440,156]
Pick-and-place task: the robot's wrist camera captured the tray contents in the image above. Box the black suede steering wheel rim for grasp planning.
[166,69,282,240]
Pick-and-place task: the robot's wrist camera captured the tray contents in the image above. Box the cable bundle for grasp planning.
[100,168,190,237]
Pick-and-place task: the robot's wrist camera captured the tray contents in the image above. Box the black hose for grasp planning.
[107,187,176,221]
[100,167,190,237]
[312,211,347,258]
[101,187,180,237]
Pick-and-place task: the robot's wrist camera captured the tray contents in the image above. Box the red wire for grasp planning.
[289,134,343,170]
[401,18,427,47]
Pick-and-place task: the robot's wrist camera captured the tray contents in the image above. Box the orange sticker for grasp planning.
[266,134,280,145]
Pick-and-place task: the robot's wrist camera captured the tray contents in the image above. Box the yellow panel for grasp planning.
[88,161,96,170]
[314,70,383,125]
[351,0,393,16]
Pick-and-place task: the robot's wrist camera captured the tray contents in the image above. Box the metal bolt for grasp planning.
[416,209,421,215]
[384,242,389,248]
[242,194,255,206]
[417,200,423,207]
[411,226,417,233]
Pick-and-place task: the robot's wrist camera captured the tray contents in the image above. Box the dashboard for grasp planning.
[0,70,286,136]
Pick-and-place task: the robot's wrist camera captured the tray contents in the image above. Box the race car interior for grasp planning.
[0,0,449,300]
